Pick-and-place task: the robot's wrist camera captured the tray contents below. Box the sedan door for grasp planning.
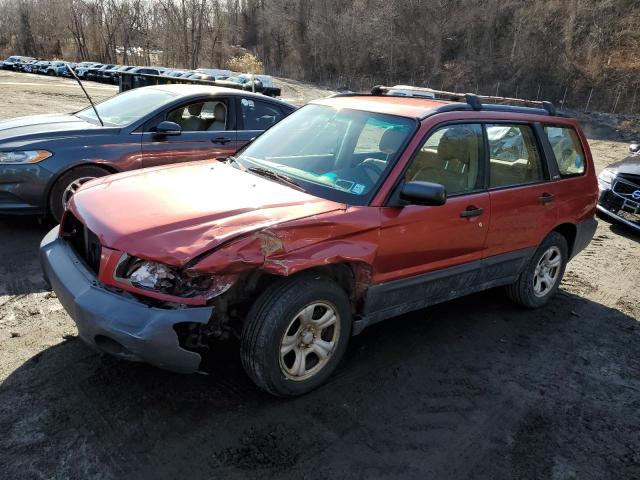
[141,97,240,168]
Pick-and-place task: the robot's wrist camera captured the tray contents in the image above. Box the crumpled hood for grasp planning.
[0,113,104,145]
[70,161,345,265]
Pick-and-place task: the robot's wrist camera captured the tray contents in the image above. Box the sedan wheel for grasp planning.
[61,176,96,211]
[49,166,110,222]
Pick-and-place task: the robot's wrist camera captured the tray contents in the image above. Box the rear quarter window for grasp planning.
[543,126,586,176]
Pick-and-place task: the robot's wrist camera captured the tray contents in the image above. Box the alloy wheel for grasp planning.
[279,301,340,381]
[61,176,95,210]
[533,246,562,297]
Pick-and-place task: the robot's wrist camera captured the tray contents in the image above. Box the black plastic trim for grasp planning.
[571,217,598,259]
[353,247,535,334]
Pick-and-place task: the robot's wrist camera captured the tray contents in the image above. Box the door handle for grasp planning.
[539,193,555,204]
[460,206,484,218]
[211,137,231,145]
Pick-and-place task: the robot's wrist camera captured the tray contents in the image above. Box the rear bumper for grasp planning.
[40,227,213,373]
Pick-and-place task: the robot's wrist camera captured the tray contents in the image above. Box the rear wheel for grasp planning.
[505,232,568,308]
[241,274,352,397]
[49,166,110,222]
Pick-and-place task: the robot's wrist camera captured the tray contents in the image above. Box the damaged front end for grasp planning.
[113,254,236,301]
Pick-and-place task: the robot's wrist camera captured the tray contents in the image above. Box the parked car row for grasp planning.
[1,54,278,94]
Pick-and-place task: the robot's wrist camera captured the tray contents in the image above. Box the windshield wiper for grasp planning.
[247,166,306,191]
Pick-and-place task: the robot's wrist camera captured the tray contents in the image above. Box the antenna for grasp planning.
[65,62,104,127]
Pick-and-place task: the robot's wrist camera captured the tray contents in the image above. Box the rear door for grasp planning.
[235,97,288,148]
[484,123,558,264]
[140,97,240,168]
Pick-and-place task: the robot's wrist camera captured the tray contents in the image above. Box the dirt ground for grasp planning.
[0,70,638,480]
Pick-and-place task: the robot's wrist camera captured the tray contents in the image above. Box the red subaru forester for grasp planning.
[41,86,598,396]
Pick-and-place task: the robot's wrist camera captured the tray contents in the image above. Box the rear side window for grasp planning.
[543,126,586,176]
[241,98,284,130]
[487,124,545,188]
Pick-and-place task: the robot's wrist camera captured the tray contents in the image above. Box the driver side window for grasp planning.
[166,100,228,132]
[405,124,483,195]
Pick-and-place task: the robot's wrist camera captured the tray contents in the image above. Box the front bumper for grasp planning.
[40,227,214,373]
[598,182,640,232]
[0,163,55,214]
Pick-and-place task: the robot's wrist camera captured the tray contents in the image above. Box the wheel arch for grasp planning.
[551,222,577,257]
[230,261,373,316]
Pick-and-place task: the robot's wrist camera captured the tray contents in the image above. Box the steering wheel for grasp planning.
[360,159,385,181]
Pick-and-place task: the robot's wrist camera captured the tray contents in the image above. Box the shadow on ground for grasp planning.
[0,216,55,295]
[2,287,639,480]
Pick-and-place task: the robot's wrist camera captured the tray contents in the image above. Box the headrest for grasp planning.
[379,128,406,155]
[187,103,203,116]
[214,103,226,121]
[437,127,475,164]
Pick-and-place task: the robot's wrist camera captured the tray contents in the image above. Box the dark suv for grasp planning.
[41,86,598,396]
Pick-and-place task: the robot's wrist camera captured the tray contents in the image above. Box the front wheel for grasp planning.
[505,231,568,308]
[241,274,352,397]
[49,166,110,222]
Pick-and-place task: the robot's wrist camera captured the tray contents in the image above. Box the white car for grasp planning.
[75,62,101,79]
[386,85,436,99]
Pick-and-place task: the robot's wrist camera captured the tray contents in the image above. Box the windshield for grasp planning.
[75,88,177,127]
[233,104,416,205]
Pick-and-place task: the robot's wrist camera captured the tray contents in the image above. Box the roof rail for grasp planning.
[370,85,557,116]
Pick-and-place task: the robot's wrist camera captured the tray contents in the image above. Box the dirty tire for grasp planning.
[241,274,352,397]
[506,231,568,308]
[49,166,110,222]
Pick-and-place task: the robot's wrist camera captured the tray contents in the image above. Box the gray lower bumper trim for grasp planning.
[40,226,214,373]
[597,205,640,232]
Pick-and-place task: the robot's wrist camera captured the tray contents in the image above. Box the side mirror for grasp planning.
[154,121,181,136]
[400,181,447,206]
[630,143,639,154]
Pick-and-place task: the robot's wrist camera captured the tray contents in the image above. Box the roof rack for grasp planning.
[370,85,557,116]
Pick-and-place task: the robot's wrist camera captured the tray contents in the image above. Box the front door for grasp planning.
[141,98,240,168]
[375,123,490,296]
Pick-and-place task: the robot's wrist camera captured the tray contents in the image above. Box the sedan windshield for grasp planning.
[234,104,416,205]
[75,88,177,127]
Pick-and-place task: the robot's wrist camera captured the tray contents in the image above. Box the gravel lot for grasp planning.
[0,70,638,480]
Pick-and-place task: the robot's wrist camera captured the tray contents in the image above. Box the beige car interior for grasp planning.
[405,124,544,194]
[406,126,480,195]
[487,126,543,187]
[167,101,227,132]
[359,127,407,182]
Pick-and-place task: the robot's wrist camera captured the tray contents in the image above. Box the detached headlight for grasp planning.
[598,168,617,189]
[115,255,230,299]
[0,150,52,164]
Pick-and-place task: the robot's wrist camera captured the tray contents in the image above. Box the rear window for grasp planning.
[543,126,586,176]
